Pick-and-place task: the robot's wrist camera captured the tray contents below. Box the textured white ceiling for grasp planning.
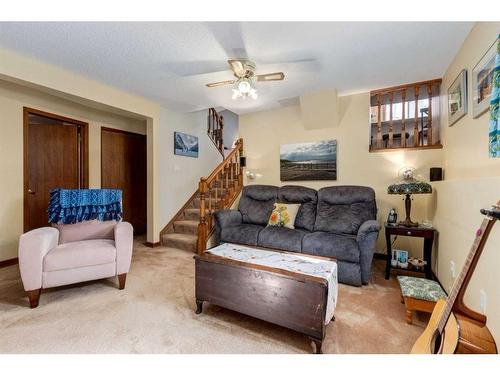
[0,22,473,114]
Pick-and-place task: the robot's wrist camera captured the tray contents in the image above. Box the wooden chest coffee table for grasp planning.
[194,244,337,354]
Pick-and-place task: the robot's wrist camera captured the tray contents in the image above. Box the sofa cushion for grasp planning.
[257,226,306,252]
[238,185,278,225]
[220,224,264,246]
[43,239,116,272]
[302,232,360,263]
[267,203,301,229]
[314,186,376,234]
[278,185,317,231]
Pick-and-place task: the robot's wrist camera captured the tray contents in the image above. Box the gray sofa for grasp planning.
[213,185,381,286]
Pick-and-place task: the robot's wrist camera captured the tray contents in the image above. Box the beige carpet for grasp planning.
[0,241,428,354]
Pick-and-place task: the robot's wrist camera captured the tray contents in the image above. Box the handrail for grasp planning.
[197,138,244,254]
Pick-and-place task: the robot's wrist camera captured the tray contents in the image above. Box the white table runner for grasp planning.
[206,243,338,323]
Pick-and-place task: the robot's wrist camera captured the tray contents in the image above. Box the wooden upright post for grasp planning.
[427,83,433,146]
[388,92,394,148]
[413,86,420,147]
[219,115,224,154]
[401,89,406,148]
[376,94,382,149]
[197,177,208,254]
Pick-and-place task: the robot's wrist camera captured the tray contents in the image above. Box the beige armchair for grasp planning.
[18,220,133,308]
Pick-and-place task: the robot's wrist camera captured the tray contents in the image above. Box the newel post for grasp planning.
[197,177,208,254]
[238,138,244,187]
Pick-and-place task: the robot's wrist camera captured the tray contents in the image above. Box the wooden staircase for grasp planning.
[160,137,244,253]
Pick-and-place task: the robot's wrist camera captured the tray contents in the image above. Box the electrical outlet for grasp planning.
[480,290,487,313]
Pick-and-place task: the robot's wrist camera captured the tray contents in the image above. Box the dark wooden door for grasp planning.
[101,128,147,235]
[24,109,88,232]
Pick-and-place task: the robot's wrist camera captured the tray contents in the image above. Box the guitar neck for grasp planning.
[437,204,499,333]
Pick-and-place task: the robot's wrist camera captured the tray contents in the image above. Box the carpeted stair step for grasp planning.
[183,208,200,220]
[192,197,221,209]
[161,233,198,252]
[173,220,199,235]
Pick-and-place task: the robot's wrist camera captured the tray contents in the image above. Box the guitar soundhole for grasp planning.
[431,330,443,354]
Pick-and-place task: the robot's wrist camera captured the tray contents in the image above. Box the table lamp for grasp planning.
[387,167,432,227]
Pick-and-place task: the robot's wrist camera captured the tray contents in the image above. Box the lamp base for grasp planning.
[399,193,419,227]
[398,219,419,227]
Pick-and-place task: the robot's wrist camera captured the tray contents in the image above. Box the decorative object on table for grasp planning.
[489,34,500,158]
[472,36,499,119]
[429,167,443,181]
[174,131,199,158]
[387,207,398,226]
[394,249,409,269]
[411,203,499,354]
[408,257,427,271]
[420,219,433,229]
[385,223,436,280]
[397,276,446,325]
[48,188,122,224]
[448,69,468,126]
[267,203,300,229]
[391,251,398,267]
[387,167,432,227]
[280,140,337,181]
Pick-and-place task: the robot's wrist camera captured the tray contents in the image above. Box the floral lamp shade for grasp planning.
[387,180,432,195]
[387,168,432,227]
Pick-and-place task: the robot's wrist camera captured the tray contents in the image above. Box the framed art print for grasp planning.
[174,131,199,158]
[472,37,498,118]
[448,69,467,126]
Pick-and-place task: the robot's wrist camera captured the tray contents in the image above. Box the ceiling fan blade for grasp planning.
[256,72,285,82]
[206,80,236,88]
[228,60,246,77]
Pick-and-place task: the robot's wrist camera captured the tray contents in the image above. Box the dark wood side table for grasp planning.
[384,223,436,280]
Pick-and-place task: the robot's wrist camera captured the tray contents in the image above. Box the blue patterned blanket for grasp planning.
[48,189,122,224]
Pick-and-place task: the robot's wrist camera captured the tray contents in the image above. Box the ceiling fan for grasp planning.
[206,59,285,100]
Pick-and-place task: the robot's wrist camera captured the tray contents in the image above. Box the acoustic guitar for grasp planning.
[411,203,499,354]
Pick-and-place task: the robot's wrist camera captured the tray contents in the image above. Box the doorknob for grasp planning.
[28,189,35,194]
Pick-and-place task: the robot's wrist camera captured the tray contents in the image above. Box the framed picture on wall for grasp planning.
[448,69,467,126]
[174,131,199,158]
[280,140,337,181]
[472,37,498,118]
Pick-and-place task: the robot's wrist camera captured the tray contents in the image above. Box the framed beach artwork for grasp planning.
[174,131,199,158]
[280,140,337,181]
[472,37,498,118]
[448,69,467,126]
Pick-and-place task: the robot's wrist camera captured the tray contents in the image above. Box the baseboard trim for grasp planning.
[0,257,18,268]
[144,241,161,248]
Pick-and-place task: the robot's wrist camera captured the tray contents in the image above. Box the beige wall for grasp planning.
[428,22,500,341]
[158,108,223,230]
[0,47,161,243]
[240,93,444,255]
[0,79,146,261]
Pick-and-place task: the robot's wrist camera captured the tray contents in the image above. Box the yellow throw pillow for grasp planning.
[267,203,301,229]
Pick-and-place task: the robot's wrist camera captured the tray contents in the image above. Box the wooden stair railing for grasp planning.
[208,108,224,157]
[197,138,244,254]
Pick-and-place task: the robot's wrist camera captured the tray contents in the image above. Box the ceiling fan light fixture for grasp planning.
[237,79,252,94]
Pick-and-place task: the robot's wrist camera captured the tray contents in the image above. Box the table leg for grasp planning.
[423,236,433,279]
[309,337,323,354]
[385,230,392,280]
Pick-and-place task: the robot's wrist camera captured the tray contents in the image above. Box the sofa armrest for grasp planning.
[213,210,243,245]
[356,220,381,284]
[214,209,243,228]
[19,227,59,291]
[114,221,134,275]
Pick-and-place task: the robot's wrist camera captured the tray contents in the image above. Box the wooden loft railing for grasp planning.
[197,138,244,254]
[208,108,224,157]
[369,78,443,152]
